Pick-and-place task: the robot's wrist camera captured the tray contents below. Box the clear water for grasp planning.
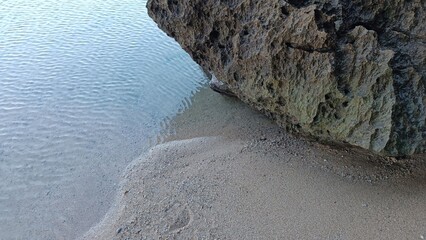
[0,0,207,239]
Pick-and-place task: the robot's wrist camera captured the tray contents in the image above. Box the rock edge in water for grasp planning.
[147,0,425,156]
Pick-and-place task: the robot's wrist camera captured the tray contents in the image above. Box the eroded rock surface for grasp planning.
[147,0,425,156]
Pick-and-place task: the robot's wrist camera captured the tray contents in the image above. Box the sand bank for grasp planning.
[82,89,426,239]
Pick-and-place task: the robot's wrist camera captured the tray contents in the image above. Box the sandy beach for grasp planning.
[82,88,426,239]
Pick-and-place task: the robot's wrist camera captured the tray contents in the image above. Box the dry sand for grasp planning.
[82,88,426,239]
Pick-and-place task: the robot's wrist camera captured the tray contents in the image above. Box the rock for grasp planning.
[209,73,236,97]
[147,0,425,156]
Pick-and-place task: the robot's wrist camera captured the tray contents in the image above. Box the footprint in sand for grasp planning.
[168,207,193,233]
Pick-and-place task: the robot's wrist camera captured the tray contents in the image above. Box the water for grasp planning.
[0,0,208,239]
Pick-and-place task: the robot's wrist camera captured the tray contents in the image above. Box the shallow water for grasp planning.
[0,0,207,239]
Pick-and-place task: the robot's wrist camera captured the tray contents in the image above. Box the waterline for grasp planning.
[0,0,207,239]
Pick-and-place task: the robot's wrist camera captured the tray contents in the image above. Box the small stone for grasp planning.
[116,227,122,234]
[209,74,236,97]
[420,235,424,239]
[362,203,368,207]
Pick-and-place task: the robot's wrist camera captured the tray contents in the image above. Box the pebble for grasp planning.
[420,235,424,239]
[362,203,368,207]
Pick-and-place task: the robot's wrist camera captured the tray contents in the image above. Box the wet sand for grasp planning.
[82,88,426,239]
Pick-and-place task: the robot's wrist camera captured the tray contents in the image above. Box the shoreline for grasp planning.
[82,88,426,239]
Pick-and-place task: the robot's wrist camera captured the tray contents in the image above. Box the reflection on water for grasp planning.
[0,0,207,239]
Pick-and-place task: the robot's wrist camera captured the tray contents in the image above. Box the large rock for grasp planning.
[147,0,425,156]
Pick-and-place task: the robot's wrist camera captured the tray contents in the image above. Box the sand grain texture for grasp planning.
[83,89,426,239]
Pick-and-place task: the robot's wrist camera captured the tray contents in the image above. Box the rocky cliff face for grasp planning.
[147,0,425,156]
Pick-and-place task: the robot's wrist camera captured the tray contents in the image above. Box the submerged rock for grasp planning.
[147,0,425,156]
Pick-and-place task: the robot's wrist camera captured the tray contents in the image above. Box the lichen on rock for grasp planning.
[147,0,425,156]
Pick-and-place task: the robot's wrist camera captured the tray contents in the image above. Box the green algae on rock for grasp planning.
[147,0,425,156]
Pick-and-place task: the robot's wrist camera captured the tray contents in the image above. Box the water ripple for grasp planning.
[0,0,208,239]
